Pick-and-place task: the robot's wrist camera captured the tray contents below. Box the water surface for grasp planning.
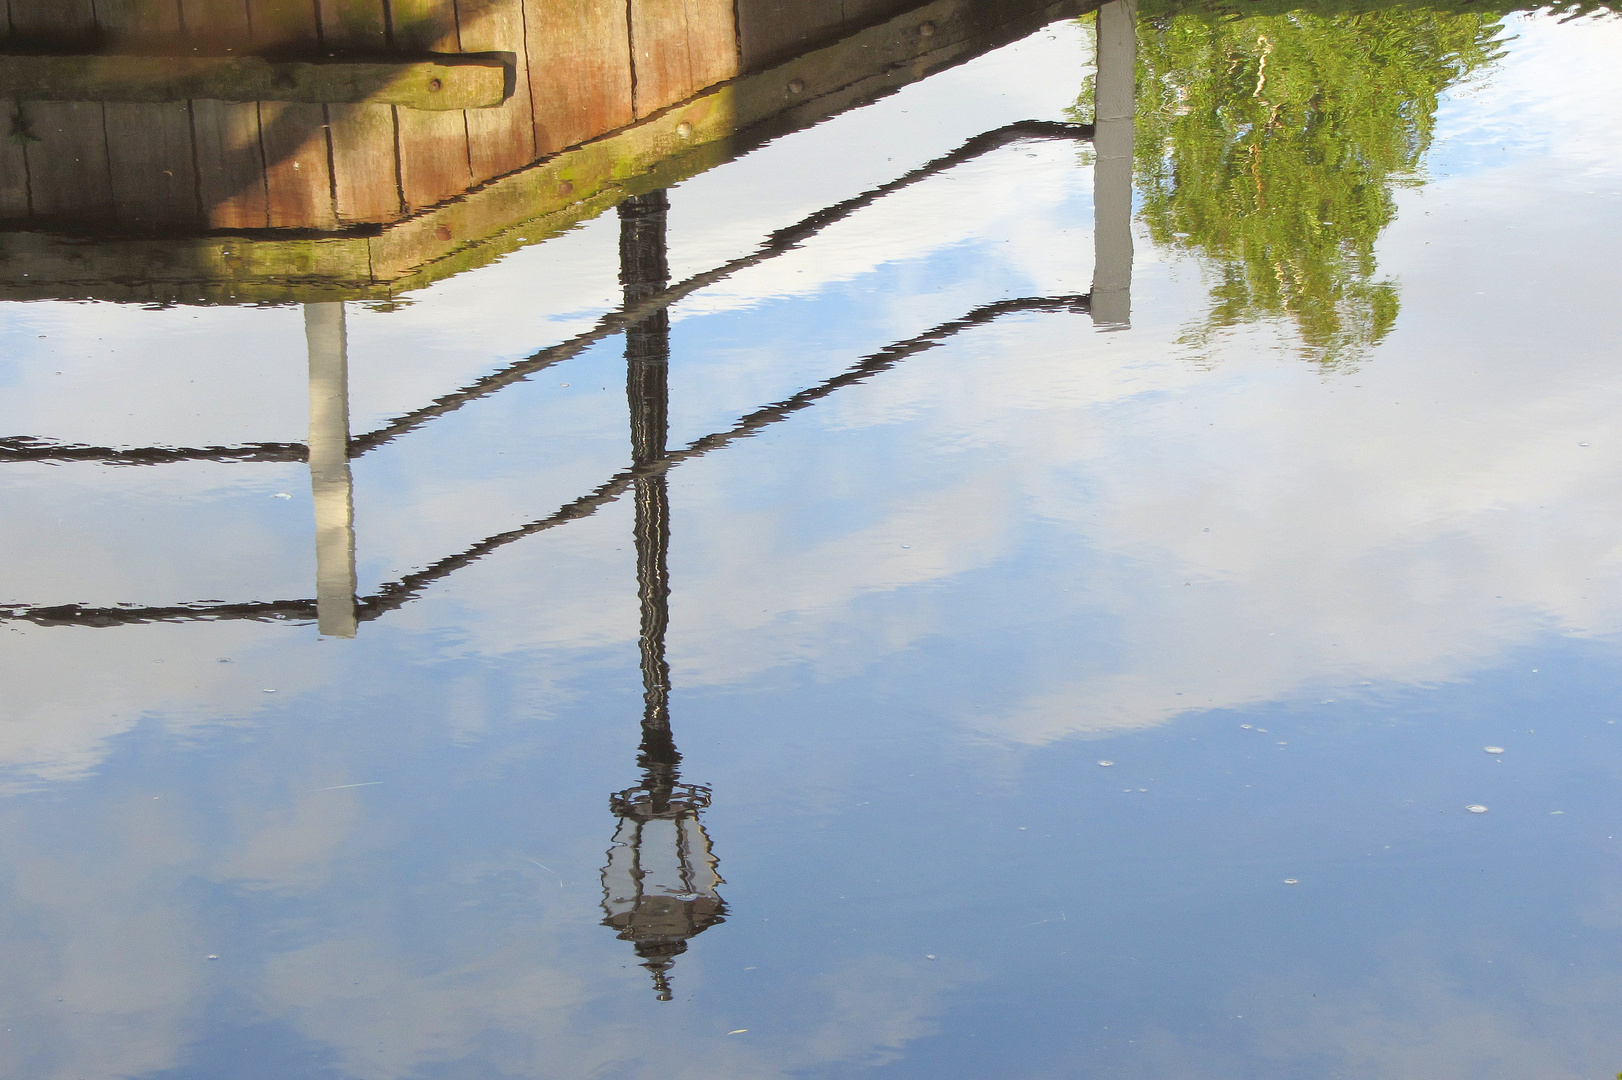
[2,8,1622,1078]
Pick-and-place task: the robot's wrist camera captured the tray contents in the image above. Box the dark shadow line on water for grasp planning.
[0,292,1090,627]
[0,120,1093,467]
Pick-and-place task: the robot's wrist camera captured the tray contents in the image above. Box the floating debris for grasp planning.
[1484,746,1504,754]
[1098,760,1113,767]
[206,954,218,960]
[1284,879,1299,885]
[1240,724,1252,729]
[925,954,937,960]
[273,492,291,499]
[1467,805,1489,814]
[727,1029,748,1035]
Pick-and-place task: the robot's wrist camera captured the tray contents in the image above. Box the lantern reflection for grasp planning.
[600,189,726,1001]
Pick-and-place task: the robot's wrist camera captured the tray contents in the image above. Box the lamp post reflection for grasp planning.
[600,190,727,1001]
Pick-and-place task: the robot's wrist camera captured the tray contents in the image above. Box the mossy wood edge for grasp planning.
[0,52,512,109]
[0,0,1090,305]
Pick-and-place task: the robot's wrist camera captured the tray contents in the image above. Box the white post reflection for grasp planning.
[1092,0,1137,329]
[305,302,358,639]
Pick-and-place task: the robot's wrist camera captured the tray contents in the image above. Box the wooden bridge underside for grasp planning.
[0,0,1090,304]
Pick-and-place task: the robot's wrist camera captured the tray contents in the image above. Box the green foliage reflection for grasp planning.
[1127,6,1506,364]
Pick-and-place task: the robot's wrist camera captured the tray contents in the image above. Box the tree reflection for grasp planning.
[1122,4,1506,364]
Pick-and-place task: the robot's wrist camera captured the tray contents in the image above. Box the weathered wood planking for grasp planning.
[11,1,111,221]
[180,0,252,49]
[321,0,403,224]
[0,0,1090,301]
[98,0,191,47]
[389,0,473,210]
[460,0,536,182]
[0,16,25,215]
[842,0,926,25]
[183,0,268,228]
[736,0,844,69]
[251,0,337,229]
[7,0,101,47]
[628,0,740,117]
[100,0,202,227]
[22,102,114,220]
[525,0,634,157]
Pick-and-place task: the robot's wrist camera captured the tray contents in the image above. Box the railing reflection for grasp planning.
[0,0,1140,635]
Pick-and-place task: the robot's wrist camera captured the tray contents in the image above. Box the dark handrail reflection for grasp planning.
[0,292,1089,628]
[0,121,1093,467]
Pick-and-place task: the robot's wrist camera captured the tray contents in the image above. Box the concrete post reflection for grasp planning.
[305,303,358,639]
[1091,0,1137,329]
[601,191,726,1001]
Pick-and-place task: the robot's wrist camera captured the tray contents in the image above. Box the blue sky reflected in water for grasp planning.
[0,11,1620,1079]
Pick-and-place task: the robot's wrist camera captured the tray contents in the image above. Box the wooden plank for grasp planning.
[260,102,337,227]
[193,101,269,227]
[459,0,535,182]
[0,102,30,219]
[7,0,100,48]
[97,0,189,47]
[0,21,26,217]
[98,0,200,227]
[524,0,634,156]
[389,0,472,210]
[320,0,395,223]
[0,55,507,109]
[251,1,337,229]
[327,101,403,222]
[183,0,263,228]
[841,0,921,25]
[735,0,843,71]
[23,103,114,221]
[252,0,324,46]
[180,0,253,48]
[105,102,201,226]
[628,0,739,117]
[321,0,388,45]
[322,0,403,223]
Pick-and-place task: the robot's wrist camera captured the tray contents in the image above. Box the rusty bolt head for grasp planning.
[428,78,443,92]
[557,180,574,196]
[919,21,935,36]
[434,225,453,241]
[676,121,693,139]
[788,78,805,95]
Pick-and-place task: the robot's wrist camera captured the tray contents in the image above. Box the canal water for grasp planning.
[1,5,1620,1078]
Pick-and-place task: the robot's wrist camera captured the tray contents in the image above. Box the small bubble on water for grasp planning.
[1484,746,1504,754]
[273,492,291,499]
[1240,724,1252,729]
[1467,805,1489,814]
[1284,879,1299,885]
[1097,761,1113,767]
